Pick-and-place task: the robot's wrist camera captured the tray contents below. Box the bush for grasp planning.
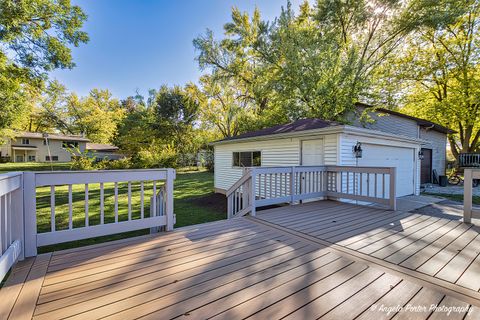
[95,157,133,170]
[70,155,96,170]
[136,143,178,168]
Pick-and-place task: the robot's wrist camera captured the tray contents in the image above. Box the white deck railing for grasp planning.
[0,173,24,282]
[0,168,176,281]
[227,166,396,218]
[464,169,480,223]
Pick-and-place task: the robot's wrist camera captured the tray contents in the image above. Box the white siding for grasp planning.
[214,134,339,192]
[350,107,419,139]
[340,133,421,195]
[420,129,447,176]
[4,138,86,162]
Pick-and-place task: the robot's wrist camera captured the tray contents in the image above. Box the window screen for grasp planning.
[232,151,261,167]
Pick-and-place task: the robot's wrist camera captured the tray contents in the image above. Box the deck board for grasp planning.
[1,200,479,319]
[258,200,480,298]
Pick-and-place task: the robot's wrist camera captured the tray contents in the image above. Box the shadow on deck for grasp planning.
[1,200,480,319]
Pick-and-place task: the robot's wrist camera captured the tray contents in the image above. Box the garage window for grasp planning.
[232,151,261,167]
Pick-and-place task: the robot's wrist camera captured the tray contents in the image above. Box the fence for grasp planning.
[227,165,396,218]
[0,168,175,282]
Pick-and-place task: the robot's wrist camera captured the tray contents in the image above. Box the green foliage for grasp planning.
[70,154,96,171]
[28,86,125,143]
[381,0,480,158]
[0,0,88,133]
[193,0,462,137]
[136,142,178,168]
[95,157,133,170]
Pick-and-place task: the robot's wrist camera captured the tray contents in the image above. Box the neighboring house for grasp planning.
[0,132,89,163]
[86,143,124,160]
[212,104,453,198]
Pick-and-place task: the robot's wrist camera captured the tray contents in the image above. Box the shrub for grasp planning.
[70,155,96,170]
[136,142,178,168]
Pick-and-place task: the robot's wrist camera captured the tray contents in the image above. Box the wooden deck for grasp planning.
[1,201,480,319]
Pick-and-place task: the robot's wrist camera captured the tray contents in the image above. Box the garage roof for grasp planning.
[355,102,455,134]
[216,118,341,143]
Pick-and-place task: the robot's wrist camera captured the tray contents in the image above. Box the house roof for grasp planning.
[86,143,119,151]
[16,132,90,142]
[355,102,455,134]
[216,118,341,143]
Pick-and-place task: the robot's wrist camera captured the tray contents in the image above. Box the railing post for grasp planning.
[290,166,296,205]
[389,167,397,211]
[23,172,37,257]
[250,170,256,217]
[11,175,25,260]
[165,168,175,231]
[227,194,232,219]
[464,168,473,224]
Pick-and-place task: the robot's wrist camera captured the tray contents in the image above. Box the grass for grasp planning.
[0,162,72,173]
[423,192,480,205]
[0,162,225,252]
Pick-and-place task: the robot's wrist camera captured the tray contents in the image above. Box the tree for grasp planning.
[195,75,249,138]
[193,0,456,133]
[0,0,88,136]
[389,0,480,159]
[115,95,157,156]
[67,89,125,143]
[152,85,199,154]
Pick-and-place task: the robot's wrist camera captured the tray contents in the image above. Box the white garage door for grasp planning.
[358,144,415,197]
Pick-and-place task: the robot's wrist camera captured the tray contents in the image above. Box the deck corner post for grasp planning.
[389,167,397,211]
[23,172,37,257]
[165,168,175,231]
[464,168,473,224]
[11,174,25,260]
[250,170,256,217]
[290,166,296,205]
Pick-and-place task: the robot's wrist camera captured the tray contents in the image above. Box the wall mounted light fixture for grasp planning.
[353,142,363,158]
[418,150,425,160]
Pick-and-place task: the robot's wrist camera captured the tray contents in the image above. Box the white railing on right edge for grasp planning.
[0,172,24,282]
[464,169,480,224]
[226,166,396,219]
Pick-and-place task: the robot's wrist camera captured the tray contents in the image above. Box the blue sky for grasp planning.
[50,0,301,99]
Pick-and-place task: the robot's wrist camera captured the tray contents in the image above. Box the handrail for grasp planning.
[459,153,480,168]
[0,173,24,282]
[226,165,397,219]
[23,168,176,257]
[464,169,480,223]
[226,170,252,197]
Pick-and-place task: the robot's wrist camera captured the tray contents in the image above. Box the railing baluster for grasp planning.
[264,174,267,199]
[360,173,363,196]
[7,193,11,245]
[68,185,73,229]
[0,195,4,253]
[50,186,55,232]
[114,182,119,223]
[140,181,145,219]
[374,173,378,198]
[85,184,89,227]
[128,181,132,220]
[367,173,370,197]
[347,172,350,194]
[382,174,386,198]
[269,174,272,199]
[152,181,157,217]
[100,182,104,224]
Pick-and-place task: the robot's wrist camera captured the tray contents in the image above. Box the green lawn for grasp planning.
[0,162,225,252]
[0,162,72,173]
[423,192,480,205]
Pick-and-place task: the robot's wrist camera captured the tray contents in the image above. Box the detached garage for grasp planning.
[212,118,424,198]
